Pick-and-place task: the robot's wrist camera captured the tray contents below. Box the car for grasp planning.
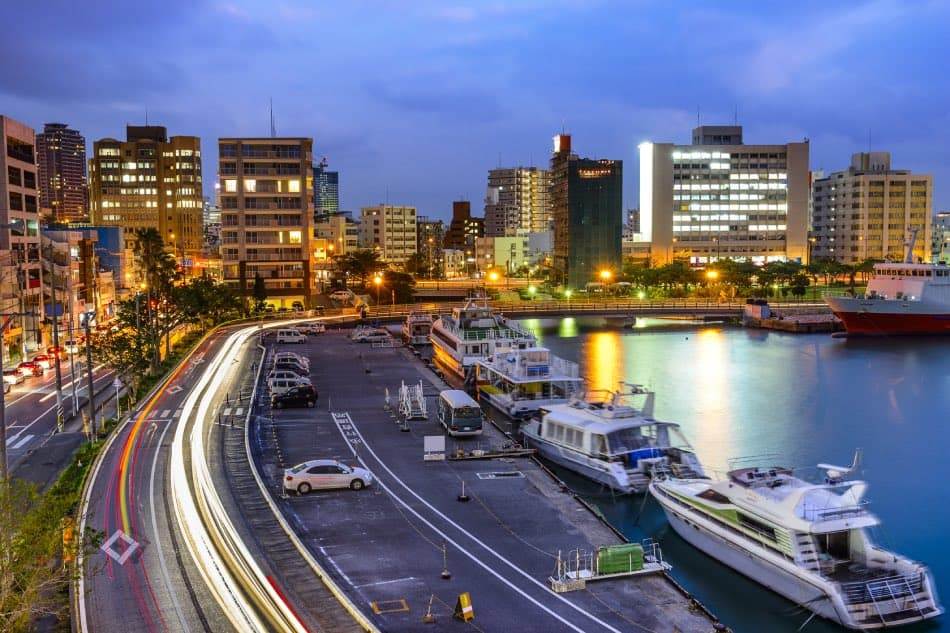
[17,361,43,377]
[329,290,353,302]
[268,376,312,396]
[263,304,276,314]
[268,369,310,383]
[47,345,67,360]
[291,301,304,311]
[275,329,306,344]
[351,327,390,343]
[273,352,309,368]
[3,368,24,385]
[295,322,325,335]
[31,354,56,370]
[284,459,373,494]
[271,384,318,409]
[272,361,308,376]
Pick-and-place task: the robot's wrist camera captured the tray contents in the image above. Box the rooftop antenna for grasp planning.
[734,104,738,125]
[696,106,701,127]
[269,98,277,137]
[145,107,149,126]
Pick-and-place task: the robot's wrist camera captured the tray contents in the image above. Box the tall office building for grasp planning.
[0,115,44,356]
[313,157,339,217]
[550,134,622,288]
[36,123,88,223]
[358,204,417,264]
[484,167,551,236]
[812,152,933,263]
[933,211,950,264]
[444,200,483,252]
[88,125,203,264]
[218,137,316,308]
[640,125,810,265]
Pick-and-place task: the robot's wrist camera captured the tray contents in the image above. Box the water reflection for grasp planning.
[688,328,733,472]
[583,331,622,391]
[558,317,578,338]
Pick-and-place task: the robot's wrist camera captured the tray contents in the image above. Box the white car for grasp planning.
[3,369,24,386]
[351,327,390,343]
[274,351,309,366]
[284,460,374,494]
[329,290,353,302]
[296,322,325,335]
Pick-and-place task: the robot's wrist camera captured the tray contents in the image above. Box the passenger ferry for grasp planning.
[429,297,536,380]
[825,230,950,335]
[521,385,704,494]
[650,453,942,630]
[401,311,433,346]
[475,347,582,420]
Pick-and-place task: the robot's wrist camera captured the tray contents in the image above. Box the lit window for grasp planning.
[288,179,300,193]
[244,179,256,192]
[224,179,237,192]
[288,230,302,244]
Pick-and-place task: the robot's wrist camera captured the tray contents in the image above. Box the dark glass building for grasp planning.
[36,123,88,223]
[551,134,622,288]
[313,158,339,217]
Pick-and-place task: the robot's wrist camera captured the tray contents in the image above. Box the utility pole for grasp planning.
[45,242,65,432]
[82,311,96,436]
[66,275,78,414]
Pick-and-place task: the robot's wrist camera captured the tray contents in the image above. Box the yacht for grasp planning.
[474,347,583,420]
[650,453,942,630]
[825,230,950,335]
[429,296,536,381]
[401,311,433,346]
[521,385,704,493]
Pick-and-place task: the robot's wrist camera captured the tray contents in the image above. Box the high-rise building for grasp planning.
[417,216,445,277]
[933,211,950,264]
[550,134,622,288]
[444,200,483,253]
[88,125,203,265]
[484,167,551,236]
[358,204,417,264]
[640,125,810,265]
[0,115,44,357]
[218,137,316,308]
[313,157,339,218]
[812,152,932,264]
[36,123,88,223]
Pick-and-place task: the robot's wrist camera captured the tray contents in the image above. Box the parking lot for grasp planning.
[249,328,718,633]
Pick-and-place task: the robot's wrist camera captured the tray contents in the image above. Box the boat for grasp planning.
[825,229,950,335]
[650,452,942,630]
[401,311,433,345]
[429,296,536,381]
[521,384,704,493]
[474,347,583,420]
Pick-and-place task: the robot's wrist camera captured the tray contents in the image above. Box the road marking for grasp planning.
[39,364,111,402]
[4,403,57,445]
[7,434,33,449]
[100,529,140,565]
[354,576,416,589]
[167,385,183,394]
[332,411,622,633]
[234,407,244,416]
[222,407,232,417]
[160,409,171,418]
[174,409,182,418]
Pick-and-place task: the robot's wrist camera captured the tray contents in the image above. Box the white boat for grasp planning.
[475,347,583,420]
[401,311,433,346]
[521,385,704,493]
[429,296,536,381]
[650,453,942,630]
[825,229,950,335]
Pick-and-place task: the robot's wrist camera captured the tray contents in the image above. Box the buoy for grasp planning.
[457,480,470,502]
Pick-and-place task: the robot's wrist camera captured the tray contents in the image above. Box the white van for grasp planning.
[437,390,484,437]
[274,351,309,368]
[268,369,309,383]
[268,375,312,395]
[276,329,306,344]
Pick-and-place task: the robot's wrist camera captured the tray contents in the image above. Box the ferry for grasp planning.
[521,385,704,494]
[474,347,583,420]
[650,453,942,630]
[429,297,536,381]
[401,311,433,346]
[825,230,950,335]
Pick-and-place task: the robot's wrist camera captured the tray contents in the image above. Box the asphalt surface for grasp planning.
[252,331,720,633]
[80,330,233,633]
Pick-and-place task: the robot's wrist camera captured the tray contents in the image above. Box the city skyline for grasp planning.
[3,1,950,218]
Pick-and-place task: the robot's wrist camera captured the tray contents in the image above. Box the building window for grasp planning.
[7,166,20,186]
[244,179,257,193]
[224,179,237,193]
[9,192,23,211]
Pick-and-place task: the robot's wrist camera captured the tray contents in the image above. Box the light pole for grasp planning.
[81,310,96,437]
[44,242,66,432]
[373,273,382,305]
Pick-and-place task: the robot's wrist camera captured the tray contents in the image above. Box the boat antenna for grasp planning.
[903,228,919,264]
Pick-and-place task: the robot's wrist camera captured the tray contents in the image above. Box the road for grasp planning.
[5,359,118,486]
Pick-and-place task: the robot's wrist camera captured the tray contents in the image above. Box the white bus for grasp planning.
[437,390,484,437]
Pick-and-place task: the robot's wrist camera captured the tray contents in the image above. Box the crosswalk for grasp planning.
[142,408,183,420]
[5,434,34,449]
[220,407,245,417]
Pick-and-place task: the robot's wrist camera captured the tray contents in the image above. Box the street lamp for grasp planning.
[705,270,719,281]
[487,271,499,283]
[373,273,383,304]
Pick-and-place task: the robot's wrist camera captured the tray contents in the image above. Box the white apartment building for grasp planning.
[359,204,417,264]
[484,167,552,236]
[218,137,315,309]
[640,125,810,265]
[812,152,932,264]
[314,211,359,256]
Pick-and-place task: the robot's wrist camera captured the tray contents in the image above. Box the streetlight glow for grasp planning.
[488,271,499,282]
[598,269,612,282]
[706,270,719,280]
[528,285,537,295]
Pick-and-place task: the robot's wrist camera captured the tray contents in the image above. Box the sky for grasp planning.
[2,0,950,220]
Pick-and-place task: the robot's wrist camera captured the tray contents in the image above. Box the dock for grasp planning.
[249,330,726,633]
[743,301,843,333]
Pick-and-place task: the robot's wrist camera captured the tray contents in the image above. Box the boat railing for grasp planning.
[839,572,924,606]
[798,500,870,522]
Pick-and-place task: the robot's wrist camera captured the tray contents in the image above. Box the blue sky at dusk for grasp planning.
[3,0,949,219]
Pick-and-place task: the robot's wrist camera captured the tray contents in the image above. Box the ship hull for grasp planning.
[825,297,950,335]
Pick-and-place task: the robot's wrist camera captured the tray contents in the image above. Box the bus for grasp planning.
[437,390,484,437]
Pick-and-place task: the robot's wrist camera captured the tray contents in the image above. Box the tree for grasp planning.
[89,327,150,394]
[789,273,810,299]
[176,277,242,328]
[382,270,416,304]
[403,253,427,277]
[339,249,384,288]
[252,273,267,312]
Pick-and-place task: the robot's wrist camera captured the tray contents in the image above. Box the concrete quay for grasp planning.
[249,329,727,633]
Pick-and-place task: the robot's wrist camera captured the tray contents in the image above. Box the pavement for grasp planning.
[251,330,722,633]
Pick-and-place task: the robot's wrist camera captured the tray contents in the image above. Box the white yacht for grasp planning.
[429,297,536,380]
[475,347,583,420]
[401,311,433,346]
[521,385,704,493]
[650,454,942,630]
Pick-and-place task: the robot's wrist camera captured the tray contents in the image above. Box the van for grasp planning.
[268,369,309,383]
[437,390,484,437]
[274,351,309,368]
[268,375,312,396]
[276,329,306,344]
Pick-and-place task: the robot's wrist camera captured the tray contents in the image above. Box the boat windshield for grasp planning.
[605,427,651,455]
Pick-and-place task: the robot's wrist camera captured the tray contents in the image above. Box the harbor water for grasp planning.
[520,316,950,633]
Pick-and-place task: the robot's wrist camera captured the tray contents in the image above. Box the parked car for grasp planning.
[329,290,353,302]
[351,327,390,343]
[275,329,306,344]
[291,301,304,311]
[273,351,309,368]
[263,304,276,314]
[3,368,25,385]
[268,376,312,396]
[271,384,318,409]
[284,459,373,494]
[17,361,44,377]
[32,354,56,369]
[273,360,308,376]
[295,322,325,335]
[267,369,310,384]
